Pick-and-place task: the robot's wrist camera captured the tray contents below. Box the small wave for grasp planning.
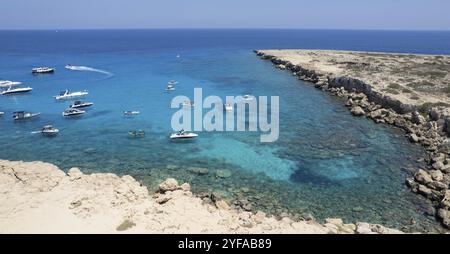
[66,65,113,77]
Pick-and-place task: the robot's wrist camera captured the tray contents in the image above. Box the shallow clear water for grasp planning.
[1,29,450,232]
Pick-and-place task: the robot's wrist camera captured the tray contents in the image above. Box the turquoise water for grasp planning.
[2,30,450,232]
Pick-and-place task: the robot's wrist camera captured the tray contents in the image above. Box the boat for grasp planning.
[63,108,85,117]
[13,111,41,120]
[243,95,254,101]
[124,111,140,116]
[224,103,233,112]
[70,100,93,108]
[182,100,195,107]
[1,86,33,95]
[170,129,198,140]
[168,80,178,85]
[54,90,88,100]
[0,111,4,117]
[128,130,145,138]
[65,64,76,70]
[166,84,175,91]
[32,67,54,74]
[0,80,22,88]
[41,125,59,136]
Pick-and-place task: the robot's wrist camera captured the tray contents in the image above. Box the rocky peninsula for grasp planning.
[0,160,402,234]
[255,49,450,229]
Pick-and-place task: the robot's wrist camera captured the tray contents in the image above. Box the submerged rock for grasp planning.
[188,167,209,175]
[216,169,232,178]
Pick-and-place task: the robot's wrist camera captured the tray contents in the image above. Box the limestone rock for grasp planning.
[437,209,450,228]
[215,200,230,211]
[414,169,433,185]
[430,170,444,182]
[158,178,179,192]
[67,168,83,181]
[180,183,191,192]
[409,133,419,143]
[351,106,365,116]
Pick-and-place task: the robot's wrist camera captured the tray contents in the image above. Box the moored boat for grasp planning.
[1,86,33,95]
[166,84,175,91]
[41,125,59,136]
[63,108,85,117]
[224,103,233,112]
[170,129,198,140]
[124,110,140,116]
[70,100,94,108]
[128,130,145,138]
[13,111,41,120]
[54,90,88,100]
[32,67,55,74]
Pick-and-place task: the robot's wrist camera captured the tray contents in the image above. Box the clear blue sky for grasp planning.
[1,0,449,30]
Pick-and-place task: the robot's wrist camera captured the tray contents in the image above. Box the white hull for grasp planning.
[170,132,198,139]
[1,87,33,95]
[55,91,88,100]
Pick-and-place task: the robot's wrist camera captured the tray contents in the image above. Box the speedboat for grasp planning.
[168,80,178,85]
[1,86,33,95]
[63,108,85,117]
[13,111,41,120]
[0,80,22,88]
[170,129,198,140]
[65,64,76,70]
[0,111,4,117]
[41,125,59,136]
[54,90,88,100]
[243,95,254,101]
[166,84,175,91]
[70,100,93,109]
[124,111,140,116]
[128,130,145,138]
[32,67,55,74]
[224,103,233,112]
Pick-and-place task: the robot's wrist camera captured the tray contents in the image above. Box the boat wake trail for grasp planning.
[66,65,113,77]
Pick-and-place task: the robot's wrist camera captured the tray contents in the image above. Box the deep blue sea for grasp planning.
[1,29,450,231]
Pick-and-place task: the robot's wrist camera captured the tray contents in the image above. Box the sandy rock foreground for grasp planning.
[0,160,402,234]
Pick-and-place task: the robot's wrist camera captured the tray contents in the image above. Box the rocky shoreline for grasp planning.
[0,159,403,234]
[255,49,450,229]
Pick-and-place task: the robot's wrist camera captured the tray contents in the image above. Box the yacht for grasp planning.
[0,80,22,88]
[170,129,198,140]
[124,111,140,116]
[63,108,85,117]
[166,84,175,91]
[70,100,93,109]
[224,103,233,112]
[1,86,33,95]
[32,67,55,74]
[41,125,59,136]
[13,111,41,120]
[54,90,88,100]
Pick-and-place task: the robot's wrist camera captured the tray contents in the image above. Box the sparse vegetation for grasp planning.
[116,219,136,231]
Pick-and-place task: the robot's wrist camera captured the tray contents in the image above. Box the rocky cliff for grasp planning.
[0,160,402,234]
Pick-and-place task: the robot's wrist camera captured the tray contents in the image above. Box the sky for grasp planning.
[0,0,449,30]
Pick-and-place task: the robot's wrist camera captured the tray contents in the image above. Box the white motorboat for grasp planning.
[168,80,178,85]
[41,125,59,136]
[0,111,4,117]
[63,108,85,117]
[170,129,198,140]
[54,90,88,100]
[70,100,94,108]
[124,111,140,116]
[1,86,33,95]
[13,111,41,120]
[0,80,22,88]
[243,95,254,101]
[224,103,233,112]
[166,84,175,91]
[32,67,55,74]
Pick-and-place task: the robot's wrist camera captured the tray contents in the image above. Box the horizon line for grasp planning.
[1,27,450,32]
